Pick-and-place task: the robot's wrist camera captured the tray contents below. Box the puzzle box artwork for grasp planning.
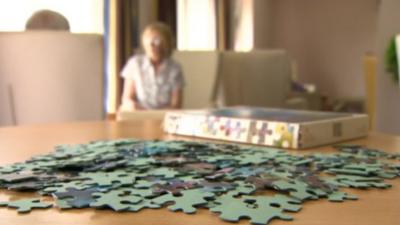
[163,107,369,149]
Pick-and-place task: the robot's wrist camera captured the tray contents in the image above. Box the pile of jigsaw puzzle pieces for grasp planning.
[0,139,399,225]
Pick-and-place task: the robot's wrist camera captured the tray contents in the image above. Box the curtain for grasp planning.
[105,0,139,115]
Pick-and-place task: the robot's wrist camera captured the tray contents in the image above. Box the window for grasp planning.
[177,0,216,50]
[231,0,253,51]
[177,0,254,51]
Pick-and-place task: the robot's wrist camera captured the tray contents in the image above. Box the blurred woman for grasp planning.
[120,22,184,110]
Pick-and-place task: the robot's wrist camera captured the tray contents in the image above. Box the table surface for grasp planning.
[0,120,399,225]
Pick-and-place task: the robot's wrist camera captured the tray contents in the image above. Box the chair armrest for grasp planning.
[285,92,322,110]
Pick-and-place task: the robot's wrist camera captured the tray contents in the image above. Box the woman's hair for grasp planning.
[141,22,174,57]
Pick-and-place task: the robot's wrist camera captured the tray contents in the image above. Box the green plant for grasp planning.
[385,37,398,82]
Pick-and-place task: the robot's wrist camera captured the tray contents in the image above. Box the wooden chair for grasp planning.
[0,31,103,126]
[217,50,303,108]
[172,51,220,109]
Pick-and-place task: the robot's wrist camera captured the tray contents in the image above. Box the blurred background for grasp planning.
[0,0,399,134]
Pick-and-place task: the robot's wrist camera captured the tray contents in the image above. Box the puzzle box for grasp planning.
[163,107,369,149]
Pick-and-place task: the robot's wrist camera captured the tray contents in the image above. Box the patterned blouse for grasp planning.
[121,54,184,109]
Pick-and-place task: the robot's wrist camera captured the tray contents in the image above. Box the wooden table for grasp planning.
[0,120,399,225]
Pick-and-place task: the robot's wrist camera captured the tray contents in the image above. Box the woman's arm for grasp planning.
[120,79,143,111]
[169,88,183,109]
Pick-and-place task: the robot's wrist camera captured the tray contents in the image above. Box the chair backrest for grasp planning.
[0,31,103,126]
[217,50,292,108]
[172,51,220,109]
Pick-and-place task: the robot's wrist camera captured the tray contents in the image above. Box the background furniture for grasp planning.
[173,49,311,109]
[217,50,295,108]
[117,50,319,120]
[0,120,399,225]
[172,51,220,109]
[0,31,103,126]
[118,50,316,121]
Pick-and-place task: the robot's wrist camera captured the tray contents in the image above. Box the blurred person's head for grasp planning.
[141,22,174,63]
[26,9,70,31]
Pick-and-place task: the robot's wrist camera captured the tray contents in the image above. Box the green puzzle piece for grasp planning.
[80,170,137,187]
[334,175,391,188]
[152,188,214,214]
[134,178,167,189]
[272,179,326,201]
[328,191,358,202]
[43,180,90,194]
[55,198,73,210]
[228,181,256,196]
[328,168,375,176]
[0,198,52,213]
[245,194,302,212]
[200,154,236,163]
[126,198,161,212]
[233,152,273,165]
[164,141,187,150]
[211,194,294,225]
[149,167,181,179]
[126,157,155,167]
[90,190,142,211]
[118,187,157,198]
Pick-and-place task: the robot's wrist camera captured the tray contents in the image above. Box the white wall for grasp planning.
[265,0,379,99]
[376,0,400,134]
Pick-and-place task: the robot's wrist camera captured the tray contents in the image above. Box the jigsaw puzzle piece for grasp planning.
[227,181,256,196]
[53,187,98,208]
[118,187,158,198]
[55,198,74,210]
[200,180,236,193]
[245,194,302,212]
[211,194,293,225]
[7,180,45,191]
[272,179,326,201]
[126,157,156,167]
[233,152,275,165]
[134,176,167,189]
[328,191,358,202]
[0,172,38,183]
[226,167,266,180]
[80,170,136,187]
[90,190,142,211]
[42,180,91,194]
[335,175,390,189]
[152,179,198,195]
[246,175,280,190]
[152,188,214,214]
[180,163,216,175]
[0,164,24,174]
[148,168,181,179]
[0,198,52,213]
[126,199,161,212]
